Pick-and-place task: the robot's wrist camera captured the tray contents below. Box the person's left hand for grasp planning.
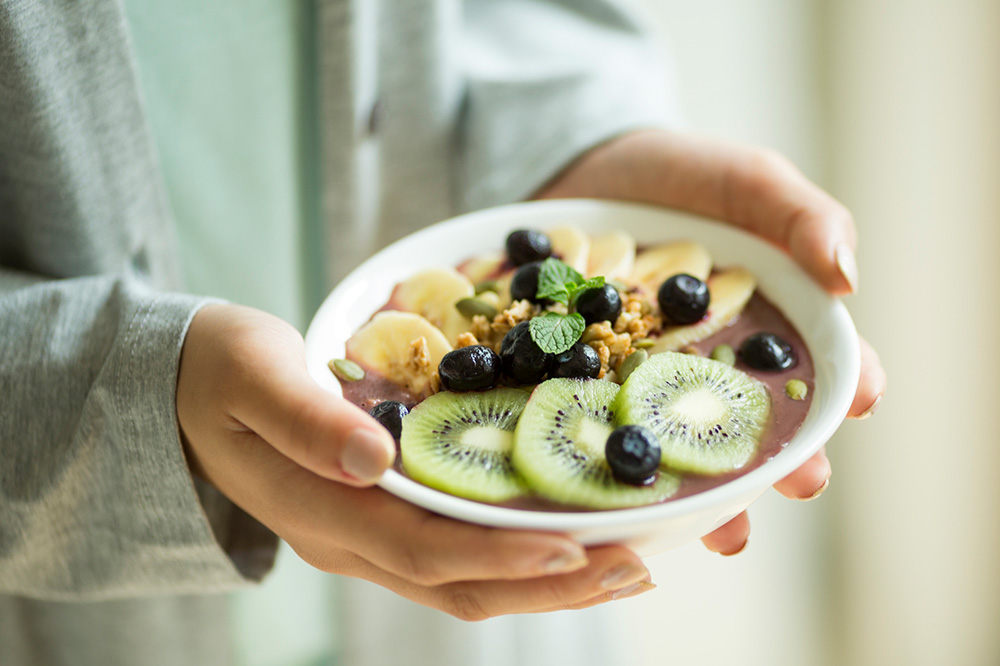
[534,128,887,555]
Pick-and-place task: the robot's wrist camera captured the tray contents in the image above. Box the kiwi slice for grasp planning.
[512,379,680,509]
[400,388,529,503]
[615,352,771,475]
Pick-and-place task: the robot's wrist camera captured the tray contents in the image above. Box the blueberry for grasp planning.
[510,261,545,303]
[438,345,502,391]
[369,400,409,441]
[574,284,622,325]
[506,229,552,266]
[499,321,553,384]
[658,274,710,325]
[550,343,601,379]
[738,332,797,371]
[605,425,661,486]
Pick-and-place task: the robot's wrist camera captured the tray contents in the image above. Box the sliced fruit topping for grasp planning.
[346,311,452,396]
[605,425,661,486]
[506,229,552,266]
[550,342,601,380]
[512,378,680,509]
[546,226,590,274]
[615,352,770,475]
[401,389,529,503]
[739,332,797,371]
[390,267,475,345]
[586,231,636,279]
[369,400,409,440]
[629,240,712,297]
[499,321,553,384]
[458,251,505,284]
[644,267,757,354]
[574,283,623,325]
[438,345,501,392]
[658,274,710,325]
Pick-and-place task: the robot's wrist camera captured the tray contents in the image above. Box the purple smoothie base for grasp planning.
[340,293,814,512]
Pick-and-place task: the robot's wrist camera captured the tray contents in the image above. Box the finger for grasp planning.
[335,546,651,621]
[847,336,886,419]
[663,134,858,295]
[232,360,396,487]
[303,479,592,585]
[554,131,860,295]
[213,430,593,585]
[700,511,750,555]
[773,448,831,500]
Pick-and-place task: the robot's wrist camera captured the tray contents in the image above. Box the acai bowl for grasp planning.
[304,199,859,556]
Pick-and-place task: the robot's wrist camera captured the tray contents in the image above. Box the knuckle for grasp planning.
[441,590,492,622]
[396,544,446,587]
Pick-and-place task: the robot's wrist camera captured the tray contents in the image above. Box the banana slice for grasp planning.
[645,267,757,354]
[346,311,452,396]
[630,241,712,297]
[390,268,475,344]
[547,226,590,274]
[457,251,505,284]
[587,231,636,279]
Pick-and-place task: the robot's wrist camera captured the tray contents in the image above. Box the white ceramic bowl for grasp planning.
[305,199,859,556]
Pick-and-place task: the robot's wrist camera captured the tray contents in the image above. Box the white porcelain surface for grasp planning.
[305,199,860,555]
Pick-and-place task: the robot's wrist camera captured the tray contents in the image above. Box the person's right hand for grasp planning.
[176,304,653,620]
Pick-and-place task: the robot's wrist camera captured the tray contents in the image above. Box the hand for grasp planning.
[177,304,653,619]
[536,129,888,555]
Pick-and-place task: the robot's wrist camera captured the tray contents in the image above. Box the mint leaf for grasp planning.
[536,258,583,305]
[567,276,606,305]
[529,312,586,354]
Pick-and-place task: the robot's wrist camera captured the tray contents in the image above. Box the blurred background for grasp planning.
[223,2,1000,665]
[628,1,1000,665]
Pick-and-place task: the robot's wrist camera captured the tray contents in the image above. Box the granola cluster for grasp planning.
[468,299,542,352]
[407,336,442,394]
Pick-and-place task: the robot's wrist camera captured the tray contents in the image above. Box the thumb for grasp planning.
[233,366,397,486]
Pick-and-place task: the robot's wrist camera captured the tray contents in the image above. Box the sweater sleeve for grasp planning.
[0,1,277,600]
[457,0,683,211]
[0,274,278,601]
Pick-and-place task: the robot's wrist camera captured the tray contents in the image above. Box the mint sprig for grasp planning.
[525,258,609,354]
[536,258,605,306]
[529,312,586,355]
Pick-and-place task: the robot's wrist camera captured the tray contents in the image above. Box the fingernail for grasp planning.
[855,393,882,420]
[611,580,656,601]
[342,429,393,482]
[541,545,588,573]
[835,244,859,293]
[719,538,749,557]
[601,563,647,589]
[799,477,830,501]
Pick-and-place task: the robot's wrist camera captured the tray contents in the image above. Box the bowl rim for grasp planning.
[305,198,860,531]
